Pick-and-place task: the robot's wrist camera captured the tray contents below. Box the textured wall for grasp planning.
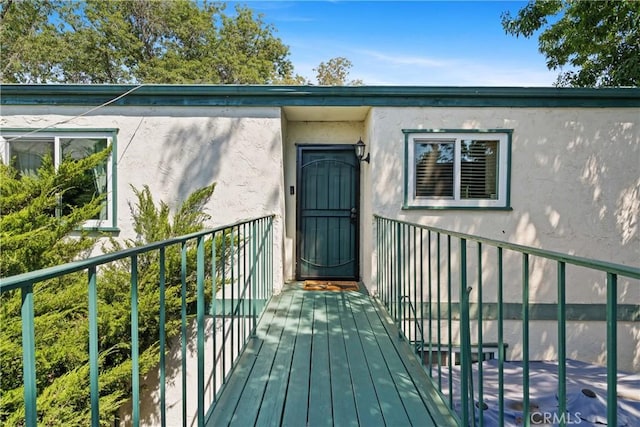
[368,106,639,266]
[3,101,638,379]
[366,106,640,371]
[1,105,287,286]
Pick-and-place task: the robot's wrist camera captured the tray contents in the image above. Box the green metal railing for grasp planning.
[0,215,274,427]
[375,215,640,427]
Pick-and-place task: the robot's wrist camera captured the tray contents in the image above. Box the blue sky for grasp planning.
[229,1,559,86]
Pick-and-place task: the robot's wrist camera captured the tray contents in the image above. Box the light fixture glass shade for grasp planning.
[355,138,366,160]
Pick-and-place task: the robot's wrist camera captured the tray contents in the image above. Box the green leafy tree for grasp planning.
[1,0,294,84]
[501,0,640,87]
[1,158,224,424]
[314,56,363,86]
[0,0,63,83]
[273,73,310,85]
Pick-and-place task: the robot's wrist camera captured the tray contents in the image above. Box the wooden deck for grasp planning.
[206,284,457,427]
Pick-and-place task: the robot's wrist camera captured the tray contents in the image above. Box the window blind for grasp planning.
[460,140,498,200]
[415,141,454,198]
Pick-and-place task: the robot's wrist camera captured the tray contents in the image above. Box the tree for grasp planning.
[0,0,294,84]
[273,73,310,85]
[0,169,221,424]
[501,0,640,87]
[0,0,63,83]
[314,57,363,86]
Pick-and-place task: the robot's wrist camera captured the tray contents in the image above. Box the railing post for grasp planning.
[159,248,167,427]
[427,230,433,374]
[211,231,218,403]
[447,235,453,406]
[497,247,505,427]
[131,255,140,427]
[522,253,530,427]
[237,224,242,358]
[396,222,403,335]
[21,283,37,427]
[180,243,187,427]
[459,238,472,427]
[230,226,235,364]
[390,221,395,317]
[385,218,390,310]
[88,267,99,427]
[268,216,273,294]
[606,272,618,427]
[557,261,566,427]
[420,228,425,368]
[413,226,418,345]
[476,242,484,427]
[251,220,258,336]
[221,232,227,381]
[436,232,442,391]
[196,236,205,427]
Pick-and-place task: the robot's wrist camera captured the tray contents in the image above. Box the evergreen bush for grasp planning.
[1,154,223,425]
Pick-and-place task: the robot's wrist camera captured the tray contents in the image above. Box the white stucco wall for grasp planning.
[365,106,640,371]
[367,106,639,267]
[1,105,287,286]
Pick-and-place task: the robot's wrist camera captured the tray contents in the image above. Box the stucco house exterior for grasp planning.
[2,86,638,266]
[1,84,639,363]
[2,84,639,424]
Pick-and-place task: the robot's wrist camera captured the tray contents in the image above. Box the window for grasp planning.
[404,130,511,208]
[1,130,117,229]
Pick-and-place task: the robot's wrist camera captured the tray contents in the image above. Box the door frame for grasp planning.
[295,144,361,281]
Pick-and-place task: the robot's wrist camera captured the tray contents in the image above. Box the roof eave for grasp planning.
[1,84,639,108]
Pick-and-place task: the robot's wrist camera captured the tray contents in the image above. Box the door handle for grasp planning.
[350,208,357,222]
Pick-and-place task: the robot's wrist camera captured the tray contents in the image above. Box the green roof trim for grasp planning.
[1,84,639,108]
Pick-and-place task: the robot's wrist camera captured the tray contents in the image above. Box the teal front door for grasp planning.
[297,146,359,280]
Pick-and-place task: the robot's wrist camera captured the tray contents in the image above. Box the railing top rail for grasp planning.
[0,214,275,293]
[374,215,640,279]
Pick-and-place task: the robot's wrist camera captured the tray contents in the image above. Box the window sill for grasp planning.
[72,226,121,235]
[402,205,513,211]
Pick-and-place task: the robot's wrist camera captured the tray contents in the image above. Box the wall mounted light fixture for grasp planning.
[354,138,370,163]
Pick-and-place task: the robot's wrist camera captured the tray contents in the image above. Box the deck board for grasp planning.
[348,293,412,426]
[338,292,386,426]
[280,292,313,427]
[326,294,359,426]
[228,292,295,426]
[254,292,303,427]
[207,285,458,427]
[369,296,461,426]
[207,292,288,426]
[358,293,440,426]
[308,294,333,427]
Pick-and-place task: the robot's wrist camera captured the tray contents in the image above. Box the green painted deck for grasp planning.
[207,284,457,427]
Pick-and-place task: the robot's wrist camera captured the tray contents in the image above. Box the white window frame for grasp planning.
[404,129,511,209]
[1,129,117,229]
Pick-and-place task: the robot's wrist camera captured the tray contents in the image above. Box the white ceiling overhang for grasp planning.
[282,106,371,122]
